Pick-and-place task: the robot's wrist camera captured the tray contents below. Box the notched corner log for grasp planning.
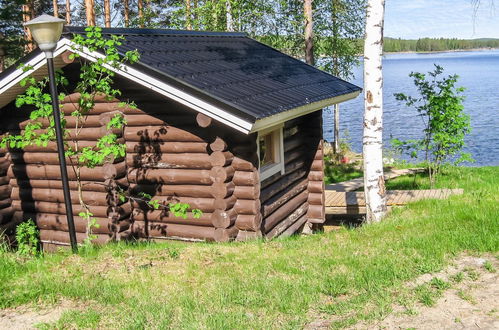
[196,113,212,128]
[61,51,75,64]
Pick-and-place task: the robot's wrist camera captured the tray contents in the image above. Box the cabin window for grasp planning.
[257,124,285,181]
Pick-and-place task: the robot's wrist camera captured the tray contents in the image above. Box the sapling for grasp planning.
[393,64,472,186]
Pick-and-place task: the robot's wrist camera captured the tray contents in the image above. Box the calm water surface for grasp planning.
[322,50,499,166]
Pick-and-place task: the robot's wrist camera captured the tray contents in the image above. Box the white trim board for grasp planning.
[250,91,361,133]
[257,123,285,181]
[0,38,361,135]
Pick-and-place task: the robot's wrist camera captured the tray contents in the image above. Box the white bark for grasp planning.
[333,103,340,153]
[226,0,233,31]
[362,0,387,223]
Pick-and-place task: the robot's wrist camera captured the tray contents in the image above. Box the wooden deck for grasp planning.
[325,168,424,192]
[325,189,464,215]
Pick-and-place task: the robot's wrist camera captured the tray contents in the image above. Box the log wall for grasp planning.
[260,111,325,238]
[0,64,325,245]
[118,78,244,243]
[0,143,15,244]
[2,92,131,250]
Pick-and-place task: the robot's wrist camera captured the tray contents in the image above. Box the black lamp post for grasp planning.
[24,14,78,253]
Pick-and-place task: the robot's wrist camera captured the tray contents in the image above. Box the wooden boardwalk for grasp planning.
[325,189,464,215]
[325,168,424,192]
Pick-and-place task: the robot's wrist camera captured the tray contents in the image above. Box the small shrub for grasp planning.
[393,64,473,186]
[15,219,39,257]
[483,261,496,273]
[430,277,450,290]
[450,272,464,283]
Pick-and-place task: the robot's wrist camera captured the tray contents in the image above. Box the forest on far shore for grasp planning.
[257,36,499,57]
[383,37,499,53]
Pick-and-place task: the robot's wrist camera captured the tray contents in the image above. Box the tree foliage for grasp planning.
[393,65,472,185]
[384,37,499,53]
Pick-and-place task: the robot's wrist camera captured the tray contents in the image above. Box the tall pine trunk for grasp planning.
[124,0,129,27]
[104,0,111,27]
[0,33,5,73]
[138,0,144,27]
[85,0,95,26]
[362,0,387,223]
[193,0,198,29]
[53,0,59,17]
[186,0,192,30]
[65,0,71,24]
[22,3,35,52]
[304,0,314,65]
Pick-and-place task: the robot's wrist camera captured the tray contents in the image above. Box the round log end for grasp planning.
[210,209,232,228]
[214,226,239,242]
[209,137,227,152]
[209,151,227,167]
[61,51,75,64]
[196,113,212,128]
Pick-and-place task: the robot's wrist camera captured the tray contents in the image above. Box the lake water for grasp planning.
[322,50,499,166]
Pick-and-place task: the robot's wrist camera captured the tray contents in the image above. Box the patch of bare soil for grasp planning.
[307,254,499,330]
[374,255,498,329]
[361,255,499,330]
[0,300,77,329]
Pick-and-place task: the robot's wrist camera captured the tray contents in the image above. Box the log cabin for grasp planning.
[0,27,361,250]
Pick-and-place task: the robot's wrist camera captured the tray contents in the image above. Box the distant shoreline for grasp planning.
[384,47,499,55]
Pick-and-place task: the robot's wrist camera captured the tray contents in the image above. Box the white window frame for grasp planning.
[257,124,285,181]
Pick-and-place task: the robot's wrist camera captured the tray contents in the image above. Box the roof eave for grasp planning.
[0,38,255,134]
[249,90,361,133]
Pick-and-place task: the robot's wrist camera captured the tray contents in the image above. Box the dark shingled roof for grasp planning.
[4,27,357,123]
[65,27,361,122]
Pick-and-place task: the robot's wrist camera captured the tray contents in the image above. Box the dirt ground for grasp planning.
[306,254,498,330]
[0,300,76,330]
[1,255,498,329]
[363,255,499,330]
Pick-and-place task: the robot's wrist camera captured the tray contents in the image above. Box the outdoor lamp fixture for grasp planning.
[24,14,78,253]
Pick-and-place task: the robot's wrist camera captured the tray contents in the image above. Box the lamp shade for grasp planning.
[24,14,65,57]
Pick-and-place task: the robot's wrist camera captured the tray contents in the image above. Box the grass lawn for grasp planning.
[324,162,363,184]
[0,166,498,329]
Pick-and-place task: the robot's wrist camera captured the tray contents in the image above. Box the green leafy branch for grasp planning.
[136,192,202,219]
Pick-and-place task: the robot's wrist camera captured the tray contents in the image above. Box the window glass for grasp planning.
[259,133,275,168]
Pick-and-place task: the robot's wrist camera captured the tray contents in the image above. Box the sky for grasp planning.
[384,0,499,39]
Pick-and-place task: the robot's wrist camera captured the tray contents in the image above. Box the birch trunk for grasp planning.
[53,0,59,17]
[65,0,71,24]
[124,0,129,27]
[84,0,95,26]
[226,0,233,31]
[333,103,340,153]
[104,0,111,27]
[304,0,314,65]
[362,0,387,223]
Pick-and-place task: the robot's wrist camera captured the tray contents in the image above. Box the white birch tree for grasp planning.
[362,0,386,223]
